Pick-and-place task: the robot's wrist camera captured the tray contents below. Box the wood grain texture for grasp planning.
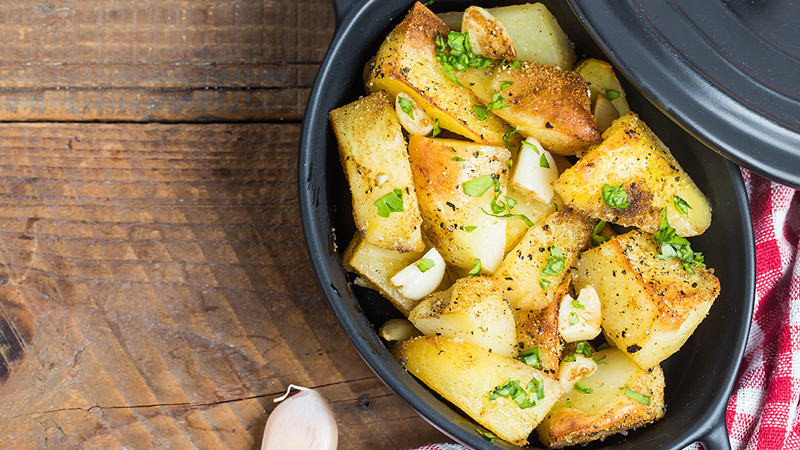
[0,123,449,448]
[0,0,335,121]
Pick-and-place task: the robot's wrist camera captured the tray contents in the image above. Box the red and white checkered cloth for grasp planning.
[416,170,800,449]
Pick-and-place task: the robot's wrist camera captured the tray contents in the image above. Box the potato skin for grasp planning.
[366,1,512,146]
[553,112,711,236]
[457,62,601,155]
[494,208,596,309]
[573,230,720,369]
[330,91,424,252]
[514,298,562,378]
[393,335,562,446]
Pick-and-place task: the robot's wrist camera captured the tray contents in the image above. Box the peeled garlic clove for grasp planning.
[395,93,434,136]
[262,385,338,450]
[379,318,422,342]
[511,137,559,204]
[557,354,597,391]
[390,247,446,300]
[558,286,602,342]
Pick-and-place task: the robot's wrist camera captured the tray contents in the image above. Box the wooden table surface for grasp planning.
[0,1,452,448]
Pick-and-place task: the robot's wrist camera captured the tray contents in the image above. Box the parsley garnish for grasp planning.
[606,89,620,100]
[416,258,435,273]
[464,225,477,233]
[373,189,403,218]
[473,105,488,121]
[462,175,495,197]
[500,80,514,90]
[592,220,610,246]
[508,59,521,69]
[521,140,540,154]
[435,31,493,87]
[673,194,691,215]
[432,118,441,137]
[571,298,585,310]
[566,400,574,407]
[468,258,482,275]
[539,153,550,168]
[475,428,495,442]
[568,311,579,326]
[507,159,513,168]
[516,347,542,369]
[652,208,705,274]
[602,183,630,210]
[486,93,509,111]
[575,382,593,394]
[620,387,651,405]
[539,278,551,290]
[422,0,434,6]
[502,128,518,149]
[575,341,593,358]
[398,96,414,119]
[488,378,542,409]
[452,157,465,162]
[540,246,565,277]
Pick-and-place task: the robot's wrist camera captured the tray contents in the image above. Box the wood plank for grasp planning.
[0,123,449,448]
[0,0,336,121]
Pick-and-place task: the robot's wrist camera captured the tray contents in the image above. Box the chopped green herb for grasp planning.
[486,93,509,111]
[620,387,651,405]
[452,157,465,162]
[602,183,630,210]
[574,382,593,394]
[462,175,496,197]
[464,225,477,232]
[488,378,542,409]
[540,246,565,277]
[507,159,513,168]
[568,311,579,326]
[450,147,456,152]
[435,31,493,87]
[566,400,574,407]
[575,341,593,358]
[516,347,542,369]
[594,355,608,365]
[606,89,620,100]
[398,96,414,119]
[653,208,705,273]
[521,140,540,154]
[673,194,691,215]
[502,128,518,149]
[473,104,488,120]
[539,152,550,168]
[571,298,585,310]
[432,118,441,137]
[592,220,610,246]
[563,353,576,362]
[373,189,403,218]
[500,80,514,90]
[468,258,482,275]
[508,59,521,69]
[528,377,545,400]
[539,278,551,290]
[416,258,435,273]
[475,428,495,442]
[422,0,434,6]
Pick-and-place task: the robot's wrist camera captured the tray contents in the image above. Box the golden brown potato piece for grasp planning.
[394,336,563,446]
[504,184,559,254]
[409,276,517,357]
[494,208,596,309]
[408,135,510,274]
[573,230,720,369]
[553,112,712,237]
[343,234,427,315]
[457,61,601,155]
[461,6,516,60]
[366,2,511,146]
[488,3,576,70]
[538,348,666,448]
[514,298,562,379]
[574,58,631,116]
[330,91,424,252]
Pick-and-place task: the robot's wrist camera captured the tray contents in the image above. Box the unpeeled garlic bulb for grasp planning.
[261,384,338,450]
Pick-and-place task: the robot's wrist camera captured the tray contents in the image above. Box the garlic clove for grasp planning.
[379,318,422,342]
[262,385,338,450]
[557,354,598,391]
[558,286,602,342]
[395,93,434,136]
[390,247,446,300]
[511,137,559,204]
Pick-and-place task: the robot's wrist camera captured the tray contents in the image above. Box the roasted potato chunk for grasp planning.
[494,208,596,309]
[408,135,510,274]
[488,3,576,70]
[343,234,427,315]
[573,230,720,369]
[553,112,712,236]
[538,348,666,448]
[330,91,424,252]
[409,276,517,357]
[457,62,601,155]
[366,2,511,146]
[462,6,516,60]
[514,298,562,378]
[394,336,563,446]
[574,58,631,116]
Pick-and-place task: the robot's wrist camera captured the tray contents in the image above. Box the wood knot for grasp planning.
[0,289,35,385]
[357,394,373,410]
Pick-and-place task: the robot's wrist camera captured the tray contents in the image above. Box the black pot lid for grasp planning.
[569,0,800,189]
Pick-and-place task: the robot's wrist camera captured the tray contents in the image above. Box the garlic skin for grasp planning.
[511,137,559,204]
[262,385,338,450]
[558,286,602,342]
[390,247,446,300]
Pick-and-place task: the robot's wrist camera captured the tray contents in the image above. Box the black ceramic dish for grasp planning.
[298,1,756,449]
